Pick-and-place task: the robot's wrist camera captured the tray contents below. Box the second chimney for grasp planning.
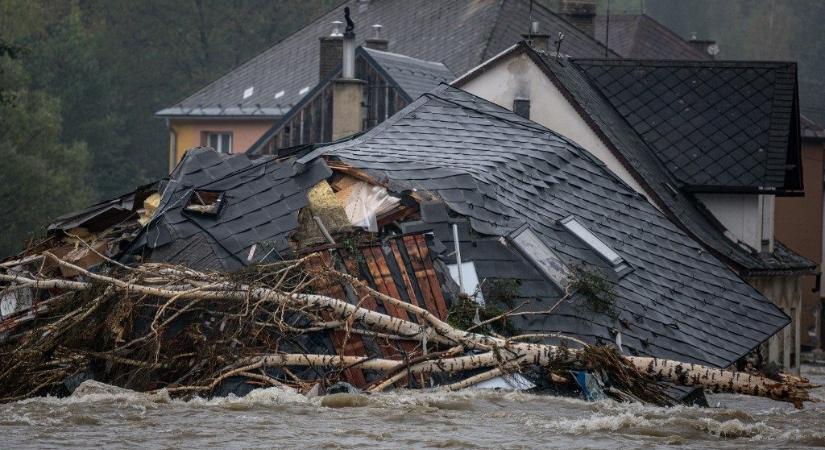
[331,20,365,140]
[319,21,344,80]
[688,33,719,59]
[558,0,596,38]
[364,24,389,51]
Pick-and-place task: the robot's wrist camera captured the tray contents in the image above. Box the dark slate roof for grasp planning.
[156,0,613,118]
[362,48,455,101]
[507,45,813,274]
[129,148,329,270]
[593,15,709,60]
[302,84,790,369]
[573,59,802,192]
[802,115,825,140]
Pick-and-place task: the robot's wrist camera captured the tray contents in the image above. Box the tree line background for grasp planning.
[1,0,822,257]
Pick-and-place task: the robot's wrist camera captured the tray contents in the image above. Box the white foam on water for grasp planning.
[184,385,313,408]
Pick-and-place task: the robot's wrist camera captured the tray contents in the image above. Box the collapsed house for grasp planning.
[2,83,798,404]
[454,41,816,374]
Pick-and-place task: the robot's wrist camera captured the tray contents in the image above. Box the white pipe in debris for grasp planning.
[452,223,465,294]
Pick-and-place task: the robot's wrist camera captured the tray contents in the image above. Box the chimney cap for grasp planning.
[371,23,383,39]
[330,21,343,37]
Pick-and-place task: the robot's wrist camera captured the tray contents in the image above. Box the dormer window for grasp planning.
[560,216,629,273]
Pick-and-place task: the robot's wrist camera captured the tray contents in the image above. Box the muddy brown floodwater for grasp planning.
[2,366,824,449]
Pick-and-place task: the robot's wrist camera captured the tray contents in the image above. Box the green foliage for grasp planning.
[0,0,337,257]
[446,295,515,336]
[569,265,618,320]
[481,278,521,307]
[0,87,94,255]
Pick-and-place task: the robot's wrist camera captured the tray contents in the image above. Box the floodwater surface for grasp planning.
[2,366,825,449]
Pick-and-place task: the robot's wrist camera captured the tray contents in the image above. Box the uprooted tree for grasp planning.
[0,250,817,408]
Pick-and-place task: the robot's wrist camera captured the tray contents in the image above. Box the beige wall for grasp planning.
[776,141,825,349]
[169,119,276,169]
[457,53,651,203]
[746,275,803,374]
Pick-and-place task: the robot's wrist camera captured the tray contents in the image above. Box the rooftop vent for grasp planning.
[522,20,550,51]
[330,20,343,37]
[365,24,389,51]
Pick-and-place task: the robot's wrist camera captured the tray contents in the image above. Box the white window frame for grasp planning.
[560,216,623,266]
[205,132,233,154]
[507,224,571,289]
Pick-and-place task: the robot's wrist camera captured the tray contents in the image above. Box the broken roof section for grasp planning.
[155,0,613,119]
[128,148,330,271]
[574,59,803,193]
[299,84,789,369]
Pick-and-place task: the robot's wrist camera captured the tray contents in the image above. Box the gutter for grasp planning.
[166,118,177,173]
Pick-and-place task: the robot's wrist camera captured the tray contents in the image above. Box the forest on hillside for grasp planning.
[1,0,823,257]
[0,0,336,256]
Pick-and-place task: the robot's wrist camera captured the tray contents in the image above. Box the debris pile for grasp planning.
[0,249,817,407]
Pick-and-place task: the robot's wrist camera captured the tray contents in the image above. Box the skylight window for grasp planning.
[507,224,570,289]
[298,86,310,96]
[274,90,285,99]
[560,216,624,267]
[243,87,254,99]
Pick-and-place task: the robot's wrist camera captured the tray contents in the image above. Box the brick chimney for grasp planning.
[364,24,388,51]
[558,0,596,37]
[331,10,365,141]
[319,21,344,80]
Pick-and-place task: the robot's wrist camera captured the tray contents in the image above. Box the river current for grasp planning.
[2,366,825,449]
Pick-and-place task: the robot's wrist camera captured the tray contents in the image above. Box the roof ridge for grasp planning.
[362,47,450,68]
[168,0,352,110]
[573,58,798,68]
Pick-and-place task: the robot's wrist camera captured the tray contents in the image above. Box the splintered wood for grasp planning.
[0,249,818,408]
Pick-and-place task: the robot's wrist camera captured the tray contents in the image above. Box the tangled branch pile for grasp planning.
[0,251,817,408]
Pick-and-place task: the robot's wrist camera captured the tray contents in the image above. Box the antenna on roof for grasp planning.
[527,0,534,37]
[605,0,611,58]
[554,32,565,61]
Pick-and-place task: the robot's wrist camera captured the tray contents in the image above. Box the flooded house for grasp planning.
[453,40,815,374]
[1,65,800,403]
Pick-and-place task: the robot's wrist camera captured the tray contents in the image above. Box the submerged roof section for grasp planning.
[574,59,802,192]
[157,0,612,118]
[305,84,789,369]
[593,14,709,60]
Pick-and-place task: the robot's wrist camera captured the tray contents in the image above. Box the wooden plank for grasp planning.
[401,235,442,318]
[412,234,449,320]
[388,238,421,308]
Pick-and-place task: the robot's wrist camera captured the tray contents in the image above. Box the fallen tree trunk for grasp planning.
[0,253,817,408]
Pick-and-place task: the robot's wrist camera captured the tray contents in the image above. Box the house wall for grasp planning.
[695,193,769,251]
[776,140,825,350]
[746,275,802,375]
[169,119,276,169]
[458,53,650,202]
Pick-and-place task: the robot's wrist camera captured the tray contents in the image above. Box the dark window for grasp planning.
[513,98,530,119]
[205,132,233,154]
[185,190,224,216]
